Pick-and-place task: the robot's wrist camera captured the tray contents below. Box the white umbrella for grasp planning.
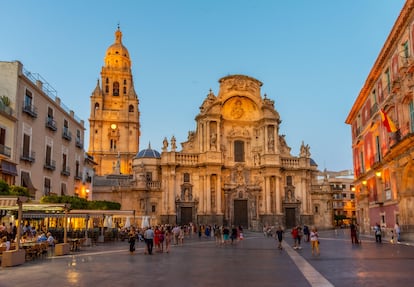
[108,216,113,228]
[103,216,109,228]
[125,217,131,228]
[141,216,150,228]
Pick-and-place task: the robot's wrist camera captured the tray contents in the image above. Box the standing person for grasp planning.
[165,226,172,253]
[154,226,161,252]
[238,225,244,241]
[223,226,230,244]
[159,226,165,252]
[394,223,401,243]
[144,227,155,255]
[128,230,136,254]
[310,227,320,256]
[291,226,299,249]
[303,225,310,242]
[350,223,358,244]
[374,223,382,243]
[214,225,222,245]
[275,226,284,250]
[178,226,185,245]
[296,226,303,249]
[231,226,238,244]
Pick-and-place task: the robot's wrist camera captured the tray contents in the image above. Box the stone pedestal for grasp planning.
[1,249,25,267]
[54,243,70,256]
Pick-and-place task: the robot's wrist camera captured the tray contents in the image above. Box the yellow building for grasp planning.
[346,1,414,240]
[92,28,335,231]
[88,27,140,176]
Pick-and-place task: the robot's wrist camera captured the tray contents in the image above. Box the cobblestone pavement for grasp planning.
[1,229,414,287]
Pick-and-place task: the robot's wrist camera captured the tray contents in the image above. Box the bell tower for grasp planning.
[88,27,140,175]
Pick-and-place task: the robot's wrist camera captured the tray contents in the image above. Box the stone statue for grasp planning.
[171,136,176,151]
[162,137,168,152]
[210,132,217,150]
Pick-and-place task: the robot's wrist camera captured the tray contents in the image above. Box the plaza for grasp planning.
[2,229,413,287]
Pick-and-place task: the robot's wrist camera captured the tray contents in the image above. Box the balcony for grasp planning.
[75,138,83,149]
[62,128,72,141]
[61,166,70,176]
[22,103,38,118]
[45,117,57,131]
[0,102,14,118]
[44,159,56,171]
[391,79,401,93]
[0,144,11,157]
[20,150,36,163]
[74,173,82,180]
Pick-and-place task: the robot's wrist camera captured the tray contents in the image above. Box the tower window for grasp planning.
[129,105,134,112]
[123,86,127,94]
[113,82,119,96]
[184,173,190,183]
[234,140,244,162]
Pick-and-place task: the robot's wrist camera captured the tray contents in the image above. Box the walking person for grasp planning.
[310,227,320,256]
[303,225,310,242]
[374,223,382,243]
[291,226,299,249]
[144,226,155,255]
[165,226,172,253]
[394,223,401,243]
[275,226,284,250]
[128,230,136,254]
[350,223,358,244]
[296,226,303,249]
[231,226,238,244]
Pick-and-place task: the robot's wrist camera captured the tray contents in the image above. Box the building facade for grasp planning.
[0,61,90,199]
[346,0,414,240]
[88,27,140,176]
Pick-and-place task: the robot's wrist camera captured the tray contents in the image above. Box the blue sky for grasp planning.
[1,0,406,172]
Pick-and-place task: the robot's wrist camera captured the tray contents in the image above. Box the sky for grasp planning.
[0,0,406,172]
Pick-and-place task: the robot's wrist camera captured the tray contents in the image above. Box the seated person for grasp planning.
[37,233,47,243]
[0,236,10,251]
[46,232,55,246]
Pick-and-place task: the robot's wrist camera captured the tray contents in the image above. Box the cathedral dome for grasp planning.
[104,27,131,68]
[136,143,161,159]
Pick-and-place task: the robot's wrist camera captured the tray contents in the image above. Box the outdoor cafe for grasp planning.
[0,196,135,267]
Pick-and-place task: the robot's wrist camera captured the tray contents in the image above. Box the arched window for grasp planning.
[129,105,134,112]
[113,82,119,96]
[94,103,100,110]
[234,140,244,162]
[123,86,127,94]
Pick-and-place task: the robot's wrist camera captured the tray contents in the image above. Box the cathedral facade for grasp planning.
[92,29,327,230]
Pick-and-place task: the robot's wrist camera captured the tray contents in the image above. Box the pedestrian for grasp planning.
[165,226,172,253]
[223,226,230,244]
[144,227,155,255]
[291,226,298,249]
[374,223,382,243]
[275,226,284,250]
[350,223,358,244]
[303,225,310,242]
[231,226,238,244]
[310,227,320,256]
[214,225,222,245]
[296,226,303,249]
[128,230,136,254]
[394,223,401,243]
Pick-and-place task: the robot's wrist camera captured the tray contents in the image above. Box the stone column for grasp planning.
[275,176,281,214]
[266,176,271,214]
[217,176,222,214]
[206,175,211,213]
[264,126,268,153]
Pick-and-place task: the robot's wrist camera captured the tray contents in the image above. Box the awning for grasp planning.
[0,197,18,207]
[21,171,37,196]
[22,213,87,219]
[0,160,18,176]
